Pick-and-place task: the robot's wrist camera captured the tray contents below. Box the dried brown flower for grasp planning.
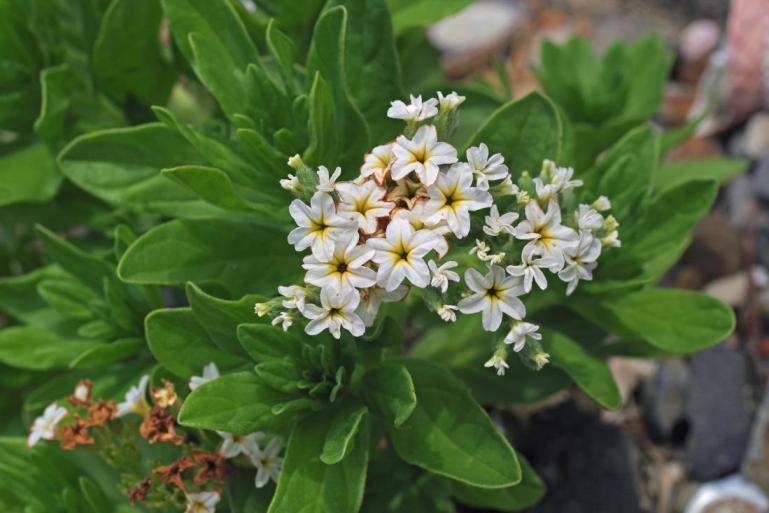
[151,379,178,408]
[126,478,151,505]
[139,406,183,445]
[59,416,95,450]
[192,450,226,485]
[87,400,117,427]
[66,379,93,407]
[153,457,194,491]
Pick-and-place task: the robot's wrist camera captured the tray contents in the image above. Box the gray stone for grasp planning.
[752,155,769,202]
[642,359,691,443]
[685,342,753,481]
[742,383,769,495]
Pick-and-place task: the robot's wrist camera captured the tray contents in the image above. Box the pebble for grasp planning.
[642,359,691,443]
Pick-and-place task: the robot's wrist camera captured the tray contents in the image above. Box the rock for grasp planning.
[737,113,769,159]
[725,175,760,228]
[685,342,753,481]
[679,20,721,84]
[686,212,743,279]
[742,383,769,494]
[752,155,769,202]
[661,82,697,125]
[727,0,769,121]
[609,357,656,405]
[703,267,769,307]
[642,359,691,443]
[514,401,643,513]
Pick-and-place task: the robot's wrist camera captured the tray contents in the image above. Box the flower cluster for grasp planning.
[261,93,620,376]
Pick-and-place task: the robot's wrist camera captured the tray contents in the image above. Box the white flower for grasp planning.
[592,196,611,212]
[280,174,299,192]
[457,266,526,331]
[425,163,492,238]
[278,285,307,312]
[558,232,602,295]
[116,375,150,418]
[391,125,458,186]
[428,260,460,293]
[73,381,91,403]
[302,287,365,339]
[302,239,376,293]
[496,176,520,196]
[27,403,67,447]
[601,230,621,248]
[533,178,560,202]
[185,491,220,513]
[515,199,578,270]
[484,351,509,376]
[286,154,303,169]
[470,239,490,260]
[483,205,518,236]
[288,191,358,259]
[367,217,441,291]
[575,204,604,232]
[251,438,283,488]
[316,166,342,192]
[400,201,451,257]
[504,321,542,352]
[361,143,394,184]
[219,431,264,459]
[505,249,558,293]
[189,362,220,391]
[387,94,438,122]
[484,252,506,265]
[336,181,395,234]
[533,352,551,369]
[437,91,465,111]
[271,311,294,331]
[466,143,508,190]
[437,304,459,322]
[549,161,582,191]
[254,302,270,317]
[357,285,409,327]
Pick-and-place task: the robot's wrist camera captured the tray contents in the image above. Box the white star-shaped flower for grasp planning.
[387,94,438,122]
[279,173,299,192]
[483,204,519,237]
[367,216,441,291]
[514,199,578,270]
[437,304,459,322]
[218,431,264,459]
[185,491,220,513]
[466,143,508,190]
[116,375,150,418]
[189,362,220,391]
[504,321,542,352]
[302,239,376,293]
[558,232,602,295]
[391,125,457,186]
[302,287,365,339]
[277,285,307,312]
[361,143,394,184]
[428,260,460,293]
[316,166,342,192]
[457,266,526,332]
[27,402,68,447]
[484,351,509,376]
[288,192,358,260]
[356,285,409,327]
[437,91,465,111]
[424,163,492,238]
[251,438,284,489]
[574,204,604,232]
[505,248,559,293]
[336,181,395,234]
[271,311,294,331]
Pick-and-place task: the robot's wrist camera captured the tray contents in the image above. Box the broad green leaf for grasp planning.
[268,410,369,513]
[161,165,263,212]
[541,328,621,409]
[573,288,735,353]
[321,398,368,464]
[69,338,144,368]
[118,219,301,297]
[37,276,99,320]
[451,455,545,511]
[265,19,298,94]
[35,225,113,293]
[238,323,302,363]
[465,93,561,177]
[654,158,748,193]
[179,371,293,434]
[388,0,473,35]
[0,266,66,325]
[304,72,338,167]
[58,124,220,218]
[361,363,417,426]
[0,144,60,207]
[92,0,176,105]
[145,308,246,378]
[389,358,521,488]
[0,327,100,370]
[33,64,77,145]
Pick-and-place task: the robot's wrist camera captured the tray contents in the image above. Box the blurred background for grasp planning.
[427,1,769,512]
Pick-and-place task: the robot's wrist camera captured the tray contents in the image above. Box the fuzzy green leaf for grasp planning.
[321,398,368,464]
[0,144,60,207]
[361,363,417,427]
[451,455,545,511]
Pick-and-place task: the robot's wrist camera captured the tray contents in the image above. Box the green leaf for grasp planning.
[35,225,114,293]
[69,338,144,368]
[0,327,100,370]
[465,93,561,177]
[388,358,521,488]
[179,371,292,434]
[388,0,473,35]
[574,288,735,354]
[654,158,748,193]
[0,144,60,207]
[161,165,263,212]
[37,275,99,320]
[33,64,77,145]
[92,0,176,105]
[118,218,301,297]
[541,328,621,409]
[0,266,67,325]
[268,410,369,513]
[304,72,338,167]
[265,19,298,94]
[451,455,545,511]
[238,323,302,363]
[361,363,417,427]
[321,398,368,464]
[145,308,246,378]
[58,124,220,218]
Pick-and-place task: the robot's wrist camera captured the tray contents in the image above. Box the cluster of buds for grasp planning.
[262,92,620,376]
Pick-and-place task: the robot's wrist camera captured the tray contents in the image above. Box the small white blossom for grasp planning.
[278,285,307,312]
[458,266,526,331]
[336,180,395,234]
[367,216,441,291]
[286,154,303,170]
[302,287,365,339]
[391,125,458,186]
[27,403,68,447]
[496,176,520,196]
[504,321,542,352]
[484,350,509,376]
[483,205,518,236]
[549,162,582,191]
[506,249,559,293]
[357,285,409,327]
[387,94,438,122]
[280,174,299,192]
[271,311,294,331]
[575,204,604,232]
[302,239,376,293]
[254,302,270,317]
[437,304,459,322]
[558,232,602,295]
[515,199,578,270]
[288,192,358,260]
[316,166,342,192]
[466,143,508,190]
[361,143,394,184]
[116,375,150,418]
[533,352,551,369]
[470,239,490,260]
[601,230,621,248]
[425,163,492,238]
[428,260,460,293]
[592,196,611,212]
[484,252,506,265]
[185,491,220,513]
[437,91,465,111]
[251,438,284,489]
[73,381,91,403]
[189,362,220,391]
[219,431,264,459]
